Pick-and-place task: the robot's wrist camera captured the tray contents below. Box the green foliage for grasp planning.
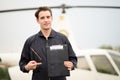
[99,45,113,50]
[0,66,11,80]
[114,46,120,52]
[99,45,120,53]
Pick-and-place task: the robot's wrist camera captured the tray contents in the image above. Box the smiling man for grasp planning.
[19,6,77,80]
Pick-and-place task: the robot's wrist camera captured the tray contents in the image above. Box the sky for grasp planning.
[0,0,120,53]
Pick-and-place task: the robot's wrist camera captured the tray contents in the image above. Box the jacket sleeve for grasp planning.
[68,42,77,69]
[64,36,78,69]
[19,38,31,73]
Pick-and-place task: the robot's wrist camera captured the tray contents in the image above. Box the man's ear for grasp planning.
[51,16,53,21]
[36,18,39,23]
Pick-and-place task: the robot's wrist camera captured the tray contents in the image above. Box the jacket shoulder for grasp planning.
[25,33,38,46]
[55,31,67,38]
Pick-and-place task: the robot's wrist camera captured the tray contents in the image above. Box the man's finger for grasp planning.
[36,62,42,65]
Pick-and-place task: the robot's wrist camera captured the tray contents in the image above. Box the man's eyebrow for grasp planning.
[40,16,45,19]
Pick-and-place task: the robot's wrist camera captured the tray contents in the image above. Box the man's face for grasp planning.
[37,11,53,30]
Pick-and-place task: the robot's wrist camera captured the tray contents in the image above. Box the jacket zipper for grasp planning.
[46,37,50,80]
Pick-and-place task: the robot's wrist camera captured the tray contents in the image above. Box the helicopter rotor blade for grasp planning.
[0,4,120,13]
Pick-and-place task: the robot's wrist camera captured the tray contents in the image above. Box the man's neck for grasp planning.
[41,28,51,38]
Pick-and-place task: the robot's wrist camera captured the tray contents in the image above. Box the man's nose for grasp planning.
[44,17,48,21]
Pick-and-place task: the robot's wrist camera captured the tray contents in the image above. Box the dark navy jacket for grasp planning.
[19,29,77,80]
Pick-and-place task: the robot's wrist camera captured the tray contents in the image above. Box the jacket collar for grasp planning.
[38,29,57,38]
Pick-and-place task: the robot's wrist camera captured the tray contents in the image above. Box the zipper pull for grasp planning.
[46,37,48,46]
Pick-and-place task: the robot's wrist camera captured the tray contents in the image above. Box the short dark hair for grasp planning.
[35,6,52,19]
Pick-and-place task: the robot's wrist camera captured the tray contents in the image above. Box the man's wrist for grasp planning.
[24,65,30,71]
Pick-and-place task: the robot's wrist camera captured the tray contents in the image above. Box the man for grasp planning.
[19,6,77,80]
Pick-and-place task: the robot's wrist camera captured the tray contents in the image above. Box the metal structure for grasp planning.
[0,4,120,13]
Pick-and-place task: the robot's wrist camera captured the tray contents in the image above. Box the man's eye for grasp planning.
[47,16,50,19]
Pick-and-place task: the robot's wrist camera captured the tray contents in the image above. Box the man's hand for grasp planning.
[25,60,42,71]
[64,61,73,71]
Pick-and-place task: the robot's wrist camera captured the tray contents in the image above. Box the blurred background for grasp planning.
[0,0,120,53]
[0,0,120,80]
